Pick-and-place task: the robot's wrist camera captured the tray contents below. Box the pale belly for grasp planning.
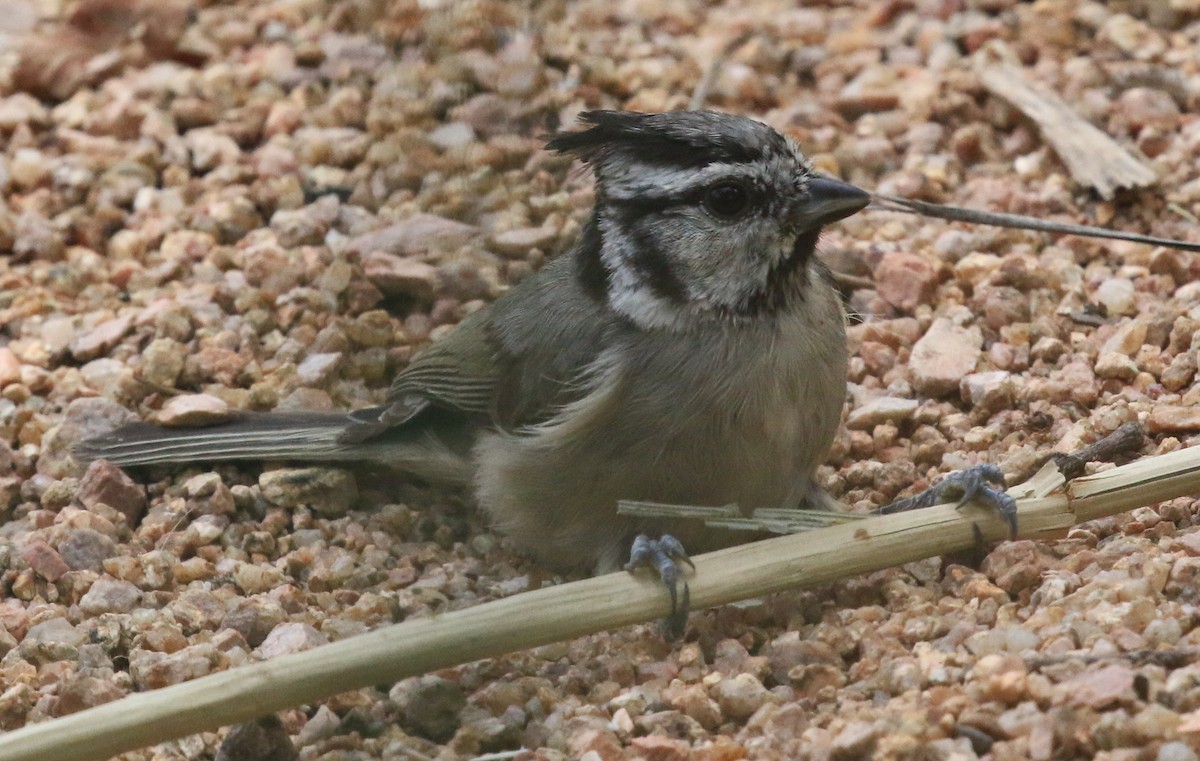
[473,296,848,572]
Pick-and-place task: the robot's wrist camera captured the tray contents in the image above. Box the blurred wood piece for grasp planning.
[974,42,1156,200]
[12,0,207,101]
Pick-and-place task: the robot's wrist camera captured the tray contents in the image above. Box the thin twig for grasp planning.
[1014,422,1145,484]
[830,270,875,291]
[620,422,1146,533]
[1050,422,1145,481]
[689,31,754,110]
[869,195,1200,253]
[470,751,525,761]
[1169,203,1200,225]
[393,745,437,761]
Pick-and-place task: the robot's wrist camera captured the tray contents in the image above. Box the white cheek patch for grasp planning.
[598,216,692,331]
[600,215,792,328]
[607,287,693,332]
[676,220,787,308]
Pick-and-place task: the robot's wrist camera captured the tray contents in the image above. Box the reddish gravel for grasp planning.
[1,1,1200,759]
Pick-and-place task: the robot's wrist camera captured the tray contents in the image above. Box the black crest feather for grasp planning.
[547,110,786,169]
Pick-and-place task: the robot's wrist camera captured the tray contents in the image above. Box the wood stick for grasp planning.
[973,41,1157,200]
[5,444,1200,761]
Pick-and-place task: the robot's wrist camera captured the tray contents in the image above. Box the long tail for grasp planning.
[75,410,473,487]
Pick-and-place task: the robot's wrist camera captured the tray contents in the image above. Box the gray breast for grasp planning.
[470,272,847,572]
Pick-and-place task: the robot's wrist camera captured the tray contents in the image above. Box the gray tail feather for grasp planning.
[74,411,473,486]
[76,412,367,465]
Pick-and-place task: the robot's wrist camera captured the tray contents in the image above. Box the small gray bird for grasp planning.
[80,111,971,626]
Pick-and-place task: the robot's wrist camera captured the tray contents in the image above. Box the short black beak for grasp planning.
[795,175,870,229]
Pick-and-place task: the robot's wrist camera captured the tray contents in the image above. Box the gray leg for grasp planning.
[879,464,1017,538]
[625,534,695,638]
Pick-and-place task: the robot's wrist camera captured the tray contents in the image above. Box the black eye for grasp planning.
[702,182,751,220]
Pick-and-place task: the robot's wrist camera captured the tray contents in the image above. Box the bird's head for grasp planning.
[549,110,869,330]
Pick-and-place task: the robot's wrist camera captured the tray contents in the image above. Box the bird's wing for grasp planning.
[385,307,504,419]
[345,252,611,439]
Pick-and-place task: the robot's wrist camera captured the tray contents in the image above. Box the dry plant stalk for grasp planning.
[974,41,1157,199]
[4,443,1200,761]
[688,30,754,110]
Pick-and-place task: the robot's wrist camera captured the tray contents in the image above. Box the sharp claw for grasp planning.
[659,557,679,592]
[658,535,693,567]
[626,534,693,639]
[971,522,986,553]
[662,583,689,639]
[996,492,1019,539]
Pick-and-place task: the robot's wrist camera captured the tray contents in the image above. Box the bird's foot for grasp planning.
[878,464,1017,538]
[625,534,695,638]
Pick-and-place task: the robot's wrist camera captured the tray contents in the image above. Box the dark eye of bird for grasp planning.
[702,182,751,220]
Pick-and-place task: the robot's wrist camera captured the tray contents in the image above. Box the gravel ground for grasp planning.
[2,1,1200,759]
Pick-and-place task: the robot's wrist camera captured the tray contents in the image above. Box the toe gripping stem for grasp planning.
[625,534,695,638]
[879,464,1018,539]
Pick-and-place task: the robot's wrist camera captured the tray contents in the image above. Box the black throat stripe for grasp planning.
[737,226,819,317]
[580,201,690,307]
[575,213,610,304]
[617,214,689,304]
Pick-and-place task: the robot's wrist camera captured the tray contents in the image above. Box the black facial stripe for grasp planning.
[577,210,687,306]
[575,214,610,303]
[606,184,770,219]
[738,226,820,317]
[606,192,698,216]
[615,212,689,304]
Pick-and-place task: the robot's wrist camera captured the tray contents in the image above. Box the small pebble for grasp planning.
[154,394,232,427]
[909,310,983,396]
